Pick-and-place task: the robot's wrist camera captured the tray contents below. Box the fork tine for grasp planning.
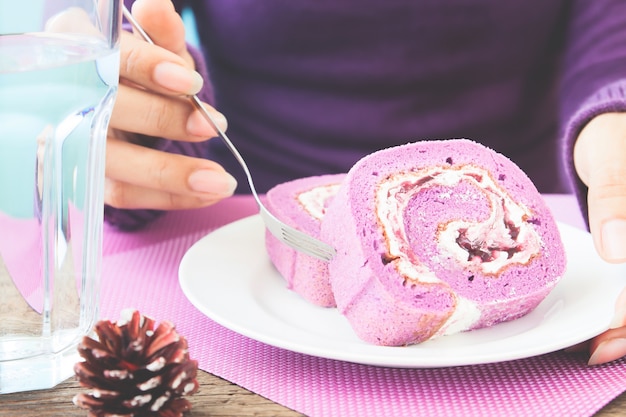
[123,4,336,262]
[281,231,336,261]
[260,208,336,261]
[190,95,337,263]
[186,100,337,261]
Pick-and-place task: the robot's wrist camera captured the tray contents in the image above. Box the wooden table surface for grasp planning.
[0,369,624,416]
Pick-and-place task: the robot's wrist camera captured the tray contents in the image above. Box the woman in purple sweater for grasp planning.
[110,0,626,364]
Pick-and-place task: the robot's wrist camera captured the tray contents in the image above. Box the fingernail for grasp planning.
[186,110,228,137]
[601,219,626,261]
[153,62,203,95]
[588,338,626,366]
[188,170,237,195]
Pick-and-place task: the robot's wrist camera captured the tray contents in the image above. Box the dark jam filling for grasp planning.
[455,196,528,263]
[380,169,534,271]
[381,253,399,265]
[455,221,522,263]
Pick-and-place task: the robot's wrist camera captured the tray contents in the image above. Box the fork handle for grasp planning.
[122,6,263,206]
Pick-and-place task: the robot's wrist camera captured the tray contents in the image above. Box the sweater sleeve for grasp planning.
[104,6,215,231]
[560,0,626,227]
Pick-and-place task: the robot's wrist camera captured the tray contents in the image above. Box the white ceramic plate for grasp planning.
[179,215,626,368]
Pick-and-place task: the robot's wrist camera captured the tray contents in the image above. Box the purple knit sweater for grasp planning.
[107,0,626,230]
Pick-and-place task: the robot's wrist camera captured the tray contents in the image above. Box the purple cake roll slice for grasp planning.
[321,139,566,346]
[265,174,346,307]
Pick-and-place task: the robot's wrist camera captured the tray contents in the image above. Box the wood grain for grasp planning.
[0,370,303,416]
[0,369,624,416]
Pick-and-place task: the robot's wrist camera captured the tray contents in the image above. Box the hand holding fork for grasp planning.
[121,4,336,261]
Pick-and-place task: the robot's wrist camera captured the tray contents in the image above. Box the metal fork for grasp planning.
[122,6,336,261]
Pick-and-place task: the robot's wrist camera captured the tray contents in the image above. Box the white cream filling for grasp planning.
[375,164,543,335]
[297,183,342,220]
[438,297,482,336]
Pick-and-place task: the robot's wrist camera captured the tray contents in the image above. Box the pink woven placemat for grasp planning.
[99,195,626,417]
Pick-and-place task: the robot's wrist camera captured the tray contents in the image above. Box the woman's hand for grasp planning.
[587,288,626,365]
[574,111,626,364]
[106,0,237,210]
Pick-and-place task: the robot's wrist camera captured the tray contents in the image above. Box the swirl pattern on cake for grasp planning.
[320,140,566,346]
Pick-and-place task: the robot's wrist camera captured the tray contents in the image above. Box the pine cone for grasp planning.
[73,310,199,417]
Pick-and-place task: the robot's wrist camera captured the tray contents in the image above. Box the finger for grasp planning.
[131,0,189,60]
[120,32,203,96]
[106,136,237,200]
[574,112,626,263]
[122,0,199,94]
[586,282,626,365]
[111,84,226,141]
[587,326,626,365]
[104,178,225,210]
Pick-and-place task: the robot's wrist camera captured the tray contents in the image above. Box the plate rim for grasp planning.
[179,214,625,368]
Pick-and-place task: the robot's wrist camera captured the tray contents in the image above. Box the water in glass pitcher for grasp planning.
[0,32,118,393]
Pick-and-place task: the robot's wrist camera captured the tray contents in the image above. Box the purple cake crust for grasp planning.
[320,139,567,346]
[265,174,346,307]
